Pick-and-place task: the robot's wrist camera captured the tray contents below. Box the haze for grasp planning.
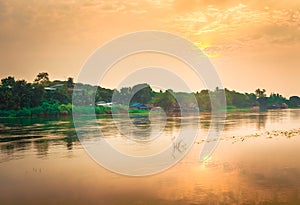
[0,0,299,97]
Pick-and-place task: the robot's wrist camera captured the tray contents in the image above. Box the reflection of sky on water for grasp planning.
[0,109,299,204]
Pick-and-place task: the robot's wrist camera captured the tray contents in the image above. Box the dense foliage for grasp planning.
[0,73,299,117]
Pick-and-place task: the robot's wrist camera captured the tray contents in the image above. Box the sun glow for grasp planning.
[194,41,220,58]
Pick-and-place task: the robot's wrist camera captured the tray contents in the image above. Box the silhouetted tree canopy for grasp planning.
[34,72,50,85]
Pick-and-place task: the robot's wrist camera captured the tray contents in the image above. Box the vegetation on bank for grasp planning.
[0,72,299,117]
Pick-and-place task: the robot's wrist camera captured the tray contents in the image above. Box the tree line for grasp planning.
[0,72,299,117]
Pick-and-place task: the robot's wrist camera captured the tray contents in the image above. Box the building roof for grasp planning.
[130,103,149,109]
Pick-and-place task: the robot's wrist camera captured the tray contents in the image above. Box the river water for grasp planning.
[0,109,300,204]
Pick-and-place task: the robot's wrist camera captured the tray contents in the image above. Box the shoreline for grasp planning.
[0,106,298,118]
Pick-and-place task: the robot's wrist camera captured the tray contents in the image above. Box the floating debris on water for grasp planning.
[195,128,300,144]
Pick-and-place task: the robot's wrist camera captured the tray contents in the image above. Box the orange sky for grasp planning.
[0,0,299,97]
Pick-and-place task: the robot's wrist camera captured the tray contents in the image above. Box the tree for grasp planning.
[30,84,44,107]
[34,72,49,85]
[0,77,33,110]
[195,90,211,111]
[257,97,268,110]
[153,90,177,112]
[289,96,300,107]
[268,93,287,107]
[245,93,257,106]
[0,76,16,109]
[113,87,132,104]
[96,86,113,103]
[175,92,197,111]
[255,89,266,98]
[14,80,32,109]
[67,77,74,88]
[210,88,226,111]
[255,89,268,110]
[131,83,153,104]
[1,76,15,88]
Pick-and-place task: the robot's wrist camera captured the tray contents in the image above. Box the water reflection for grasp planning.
[1,109,299,152]
[256,113,267,130]
[0,116,79,161]
[0,109,300,204]
[1,109,299,158]
[34,140,49,157]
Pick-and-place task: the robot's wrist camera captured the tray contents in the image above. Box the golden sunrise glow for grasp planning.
[0,0,299,96]
[195,42,220,58]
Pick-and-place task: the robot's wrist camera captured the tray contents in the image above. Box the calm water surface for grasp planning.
[0,109,300,205]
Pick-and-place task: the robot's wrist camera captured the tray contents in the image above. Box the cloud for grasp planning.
[173,0,198,12]
[0,1,299,80]
[171,0,300,11]
[163,1,300,58]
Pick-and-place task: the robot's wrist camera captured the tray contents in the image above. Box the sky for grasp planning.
[0,0,299,97]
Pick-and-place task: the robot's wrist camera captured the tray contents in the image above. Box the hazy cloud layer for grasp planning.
[0,0,299,96]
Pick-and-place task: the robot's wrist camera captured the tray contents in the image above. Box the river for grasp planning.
[0,109,300,204]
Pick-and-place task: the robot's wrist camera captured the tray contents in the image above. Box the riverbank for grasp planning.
[0,102,159,117]
[1,103,297,118]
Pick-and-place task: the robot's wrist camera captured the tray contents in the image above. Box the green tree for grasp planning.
[0,76,16,110]
[30,84,45,107]
[113,87,132,104]
[131,83,153,104]
[153,89,177,112]
[268,93,287,107]
[0,77,33,110]
[195,90,211,111]
[14,80,32,109]
[96,87,113,103]
[175,92,197,111]
[210,88,226,111]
